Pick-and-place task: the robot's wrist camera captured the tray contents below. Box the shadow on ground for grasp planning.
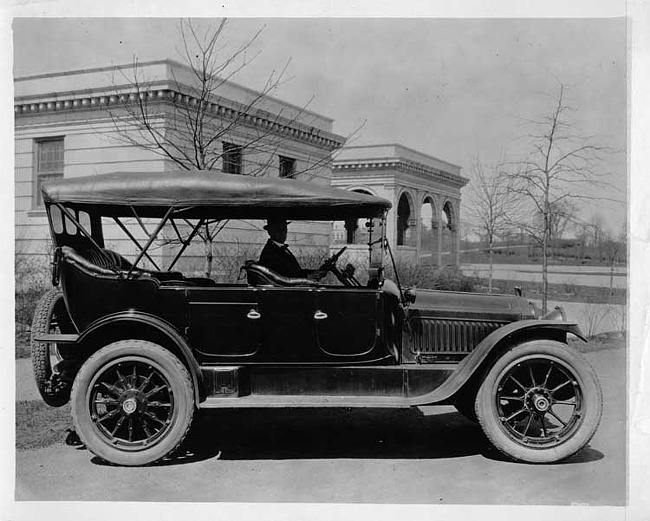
[93,408,496,466]
[480,443,604,464]
[86,407,603,466]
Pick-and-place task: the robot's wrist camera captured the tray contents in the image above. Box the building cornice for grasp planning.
[15,59,334,125]
[338,143,461,173]
[333,159,469,189]
[14,86,346,152]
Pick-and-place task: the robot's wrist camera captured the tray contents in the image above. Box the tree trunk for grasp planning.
[488,237,494,293]
[204,235,213,278]
[542,219,549,315]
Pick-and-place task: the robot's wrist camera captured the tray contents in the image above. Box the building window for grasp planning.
[222,142,243,175]
[34,137,64,207]
[279,155,296,178]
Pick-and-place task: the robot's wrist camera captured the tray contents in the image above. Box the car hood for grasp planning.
[409,288,533,318]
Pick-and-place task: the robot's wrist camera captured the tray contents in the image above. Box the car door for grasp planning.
[256,286,320,361]
[313,287,381,357]
[187,286,262,359]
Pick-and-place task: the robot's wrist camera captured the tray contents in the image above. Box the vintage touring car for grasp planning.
[31,170,602,466]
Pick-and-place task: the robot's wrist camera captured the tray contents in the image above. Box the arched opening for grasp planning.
[441,201,455,265]
[397,193,412,246]
[420,197,437,263]
[442,201,455,230]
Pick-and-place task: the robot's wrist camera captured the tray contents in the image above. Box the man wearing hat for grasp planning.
[258,217,326,280]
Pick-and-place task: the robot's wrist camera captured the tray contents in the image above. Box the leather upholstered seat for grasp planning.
[242,260,318,287]
[61,246,122,278]
[61,246,185,282]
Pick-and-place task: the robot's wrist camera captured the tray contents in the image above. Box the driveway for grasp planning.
[14,347,625,505]
[461,263,627,289]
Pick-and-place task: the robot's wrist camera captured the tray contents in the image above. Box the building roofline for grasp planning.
[15,59,333,124]
[335,143,462,172]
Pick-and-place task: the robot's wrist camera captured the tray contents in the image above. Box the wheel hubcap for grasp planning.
[121,396,138,415]
[531,393,550,412]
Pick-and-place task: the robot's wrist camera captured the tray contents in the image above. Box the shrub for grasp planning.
[212,243,261,283]
[384,258,478,292]
[15,254,51,338]
[579,303,613,338]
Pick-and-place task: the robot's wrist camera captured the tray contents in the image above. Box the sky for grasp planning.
[12,16,627,234]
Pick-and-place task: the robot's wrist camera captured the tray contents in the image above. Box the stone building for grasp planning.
[331,144,468,266]
[14,60,345,269]
[14,60,344,274]
[15,62,468,275]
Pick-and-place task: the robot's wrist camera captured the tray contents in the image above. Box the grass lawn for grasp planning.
[16,401,72,451]
[15,331,30,359]
[480,278,626,306]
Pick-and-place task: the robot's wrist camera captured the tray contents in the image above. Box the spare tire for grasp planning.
[31,289,75,407]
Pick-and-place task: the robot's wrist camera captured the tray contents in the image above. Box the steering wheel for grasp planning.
[319,246,347,271]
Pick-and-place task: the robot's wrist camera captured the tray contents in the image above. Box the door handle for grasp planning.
[314,310,328,320]
[247,309,261,320]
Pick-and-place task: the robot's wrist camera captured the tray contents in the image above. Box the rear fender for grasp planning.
[408,320,586,406]
[77,311,204,403]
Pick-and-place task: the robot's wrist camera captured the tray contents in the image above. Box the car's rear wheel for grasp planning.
[475,340,602,463]
[71,340,194,466]
[31,289,75,407]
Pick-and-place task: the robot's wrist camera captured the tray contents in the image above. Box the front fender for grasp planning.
[77,311,204,403]
[407,319,586,406]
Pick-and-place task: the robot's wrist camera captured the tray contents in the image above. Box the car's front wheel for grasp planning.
[71,340,194,466]
[475,340,602,463]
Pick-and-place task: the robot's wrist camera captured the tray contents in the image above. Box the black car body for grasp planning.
[31,170,602,466]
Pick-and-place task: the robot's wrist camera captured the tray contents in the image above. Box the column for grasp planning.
[453,197,461,266]
[415,189,422,262]
[436,194,443,266]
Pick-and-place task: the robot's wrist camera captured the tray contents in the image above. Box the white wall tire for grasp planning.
[71,340,194,466]
[475,340,602,463]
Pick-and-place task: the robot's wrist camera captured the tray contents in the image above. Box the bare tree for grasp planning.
[601,230,623,297]
[589,213,607,251]
[106,19,343,276]
[465,156,518,292]
[600,217,627,298]
[545,200,577,242]
[506,84,609,313]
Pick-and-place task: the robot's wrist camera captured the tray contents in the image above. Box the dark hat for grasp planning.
[264,217,290,230]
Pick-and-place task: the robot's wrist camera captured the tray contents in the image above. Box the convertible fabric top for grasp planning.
[42,170,391,220]
[42,170,392,219]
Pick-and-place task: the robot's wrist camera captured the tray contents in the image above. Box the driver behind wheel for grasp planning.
[258,217,326,280]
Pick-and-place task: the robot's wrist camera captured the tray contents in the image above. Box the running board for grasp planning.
[199,395,412,409]
[199,365,457,407]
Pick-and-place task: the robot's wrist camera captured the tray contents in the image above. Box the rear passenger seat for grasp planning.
[78,247,216,286]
